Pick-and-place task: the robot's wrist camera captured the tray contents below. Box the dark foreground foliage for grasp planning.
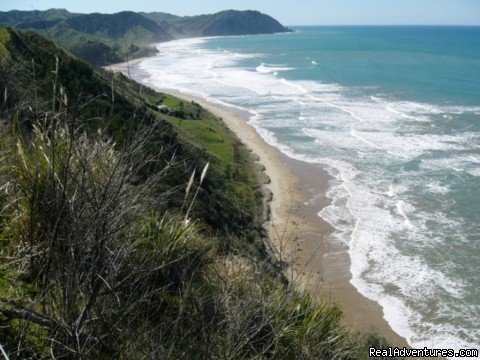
[0,28,396,359]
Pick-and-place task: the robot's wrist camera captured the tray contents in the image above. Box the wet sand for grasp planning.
[106,60,409,348]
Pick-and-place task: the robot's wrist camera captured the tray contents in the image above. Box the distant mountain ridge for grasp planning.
[64,11,171,40]
[142,9,290,37]
[0,8,73,26]
[0,8,291,65]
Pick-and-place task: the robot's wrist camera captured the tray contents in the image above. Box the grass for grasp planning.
[0,8,291,66]
[168,115,235,164]
[0,29,398,359]
[0,28,10,64]
[0,113,361,359]
[32,23,159,66]
[160,95,235,164]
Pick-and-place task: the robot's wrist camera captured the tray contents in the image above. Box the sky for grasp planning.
[1,0,479,26]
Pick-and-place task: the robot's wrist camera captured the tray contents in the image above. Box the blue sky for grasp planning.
[1,0,479,26]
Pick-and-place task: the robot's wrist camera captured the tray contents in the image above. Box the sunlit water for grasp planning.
[138,26,480,353]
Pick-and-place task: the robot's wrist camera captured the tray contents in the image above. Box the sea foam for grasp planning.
[137,35,480,354]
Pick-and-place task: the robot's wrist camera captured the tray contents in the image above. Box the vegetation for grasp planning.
[0,28,268,262]
[143,9,292,37]
[0,29,394,359]
[0,8,73,27]
[0,8,291,65]
[0,10,169,65]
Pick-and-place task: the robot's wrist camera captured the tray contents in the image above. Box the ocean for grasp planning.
[138,26,480,352]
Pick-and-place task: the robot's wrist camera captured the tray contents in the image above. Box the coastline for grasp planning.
[104,57,152,76]
[106,59,409,348]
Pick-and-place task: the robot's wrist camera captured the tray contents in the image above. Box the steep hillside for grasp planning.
[140,11,182,24]
[0,10,167,65]
[0,8,73,26]
[64,11,171,41]
[0,28,391,359]
[0,27,265,250]
[170,10,291,37]
[0,8,290,65]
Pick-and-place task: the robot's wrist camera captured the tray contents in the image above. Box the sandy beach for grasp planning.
[103,57,151,75]
[106,60,409,348]
[180,95,409,348]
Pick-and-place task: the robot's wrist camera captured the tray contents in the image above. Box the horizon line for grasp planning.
[0,7,479,27]
[289,24,480,27]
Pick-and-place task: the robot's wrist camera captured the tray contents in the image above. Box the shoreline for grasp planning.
[104,56,153,76]
[106,60,409,348]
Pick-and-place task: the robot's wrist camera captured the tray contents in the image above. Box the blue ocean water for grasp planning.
[138,27,480,352]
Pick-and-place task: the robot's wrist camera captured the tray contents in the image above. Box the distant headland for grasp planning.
[0,8,291,65]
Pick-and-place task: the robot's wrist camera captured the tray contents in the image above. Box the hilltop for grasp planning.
[0,8,291,65]
[143,9,291,37]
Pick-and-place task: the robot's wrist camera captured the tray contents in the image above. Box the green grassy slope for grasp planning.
[0,29,393,359]
[0,27,267,261]
[165,10,292,37]
[0,11,167,65]
[0,8,291,65]
[0,8,74,26]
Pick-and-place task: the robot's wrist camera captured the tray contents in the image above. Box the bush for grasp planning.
[0,31,396,357]
[0,114,394,359]
[0,115,183,357]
